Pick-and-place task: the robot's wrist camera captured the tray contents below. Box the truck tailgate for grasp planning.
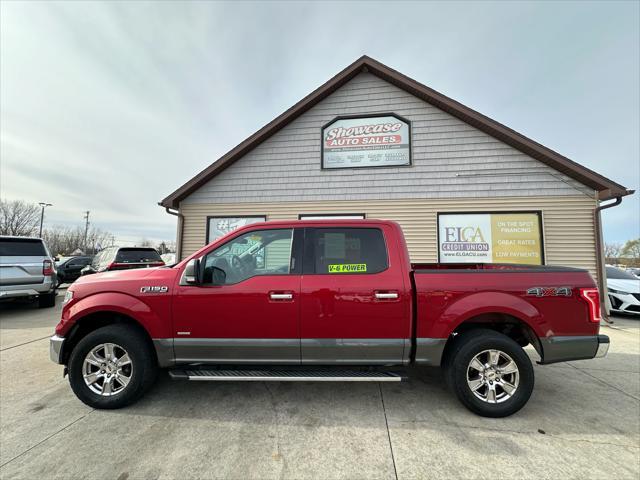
[0,258,45,286]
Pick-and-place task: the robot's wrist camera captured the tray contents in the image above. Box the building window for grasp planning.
[206,216,266,244]
[437,212,544,265]
[299,214,365,220]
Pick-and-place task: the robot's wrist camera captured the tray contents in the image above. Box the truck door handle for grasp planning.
[375,291,399,300]
[270,292,293,301]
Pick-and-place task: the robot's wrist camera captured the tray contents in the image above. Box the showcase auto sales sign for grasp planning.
[322,115,410,169]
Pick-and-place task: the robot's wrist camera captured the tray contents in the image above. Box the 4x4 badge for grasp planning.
[526,287,572,297]
[140,286,168,293]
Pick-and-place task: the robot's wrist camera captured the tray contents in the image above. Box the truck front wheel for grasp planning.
[445,329,534,418]
[68,324,157,409]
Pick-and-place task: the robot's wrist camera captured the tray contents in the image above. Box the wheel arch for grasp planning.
[61,311,158,366]
[441,312,542,368]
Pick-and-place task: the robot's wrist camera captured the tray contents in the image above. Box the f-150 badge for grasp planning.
[526,287,572,297]
[140,286,168,293]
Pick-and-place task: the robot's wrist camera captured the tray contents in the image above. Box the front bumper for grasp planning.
[608,291,640,315]
[50,335,65,364]
[539,334,609,364]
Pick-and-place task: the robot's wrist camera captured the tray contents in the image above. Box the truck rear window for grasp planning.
[308,228,388,274]
[0,238,47,256]
[115,249,162,264]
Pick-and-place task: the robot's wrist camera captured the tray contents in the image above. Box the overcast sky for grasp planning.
[1,1,638,245]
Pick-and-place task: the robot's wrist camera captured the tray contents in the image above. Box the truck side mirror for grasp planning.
[183,258,201,285]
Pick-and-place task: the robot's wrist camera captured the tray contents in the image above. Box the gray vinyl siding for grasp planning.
[183,72,594,205]
[264,236,292,271]
[179,196,599,281]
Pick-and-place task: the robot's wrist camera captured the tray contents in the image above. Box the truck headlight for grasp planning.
[63,290,74,304]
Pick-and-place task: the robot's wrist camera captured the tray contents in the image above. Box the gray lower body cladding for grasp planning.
[149,334,609,368]
[154,338,417,367]
[539,334,609,364]
[414,338,447,366]
[171,338,300,365]
[300,338,410,365]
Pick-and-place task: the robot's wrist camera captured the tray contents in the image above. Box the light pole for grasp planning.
[83,211,90,253]
[38,203,52,237]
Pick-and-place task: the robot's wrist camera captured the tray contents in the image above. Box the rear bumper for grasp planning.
[50,335,65,364]
[539,334,609,364]
[0,278,55,301]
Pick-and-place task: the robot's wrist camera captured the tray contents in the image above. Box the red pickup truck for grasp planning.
[50,220,609,417]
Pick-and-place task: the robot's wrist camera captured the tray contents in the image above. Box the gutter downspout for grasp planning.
[594,195,626,323]
[163,207,184,261]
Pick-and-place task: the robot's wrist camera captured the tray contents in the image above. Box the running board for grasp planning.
[168,368,404,382]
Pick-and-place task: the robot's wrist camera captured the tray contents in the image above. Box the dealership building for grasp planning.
[160,56,632,300]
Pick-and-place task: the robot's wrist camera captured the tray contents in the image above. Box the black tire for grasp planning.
[56,275,64,288]
[38,292,56,308]
[444,329,534,418]
[68,324,157,409]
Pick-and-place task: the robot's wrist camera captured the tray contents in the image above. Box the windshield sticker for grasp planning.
[328,263,367,273]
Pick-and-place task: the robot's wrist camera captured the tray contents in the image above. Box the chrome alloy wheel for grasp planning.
[82,343,133,396]
[466,349,519,404]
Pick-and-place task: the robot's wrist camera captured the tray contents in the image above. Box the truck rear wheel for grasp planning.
[445,329,534,418]
[68,324,157,409]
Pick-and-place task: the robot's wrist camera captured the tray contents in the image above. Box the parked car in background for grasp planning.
[80,247,164,276]
[56,256,93,286]
[606,266,640,315]
[0,236,57,308]
[625,268,640,278]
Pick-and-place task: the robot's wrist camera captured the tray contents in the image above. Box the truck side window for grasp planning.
[310,228,388,274]
[201,229,293,285]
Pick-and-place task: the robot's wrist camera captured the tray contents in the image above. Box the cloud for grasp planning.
[1,1,638,245]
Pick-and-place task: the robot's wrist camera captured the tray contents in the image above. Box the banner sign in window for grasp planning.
[322,114,411,169]
[328,263,368,273]
[438,212,544,265]
[207,216,266,243]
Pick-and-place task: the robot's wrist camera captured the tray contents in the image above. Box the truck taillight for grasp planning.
[43,259,53,276]
[579,288,602,323]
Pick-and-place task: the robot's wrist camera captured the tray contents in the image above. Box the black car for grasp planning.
[56,256,93,286]
[81,247,165,275]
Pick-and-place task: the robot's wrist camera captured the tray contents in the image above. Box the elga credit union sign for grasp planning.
[322,114,411,169]
[438,212,544,265]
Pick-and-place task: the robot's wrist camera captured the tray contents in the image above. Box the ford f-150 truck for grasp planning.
[50,220,609,417]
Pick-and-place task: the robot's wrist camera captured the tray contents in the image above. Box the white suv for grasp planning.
[606,266,640,316]
[0,236,57,308]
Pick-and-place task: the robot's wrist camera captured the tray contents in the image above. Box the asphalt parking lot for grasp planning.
[1,293,638,480]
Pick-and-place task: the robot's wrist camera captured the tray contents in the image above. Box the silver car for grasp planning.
[0,236,57,308]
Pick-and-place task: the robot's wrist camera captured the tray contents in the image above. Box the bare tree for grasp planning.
[155,241,176,254]
[604,242,623,261]
[138,238,154,248]
[0,199,40,236]
[86,227,112,254]
[43,225,114,256]
[621,239,640,261]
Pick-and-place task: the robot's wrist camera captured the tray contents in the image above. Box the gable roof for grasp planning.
[160,56,632,209]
